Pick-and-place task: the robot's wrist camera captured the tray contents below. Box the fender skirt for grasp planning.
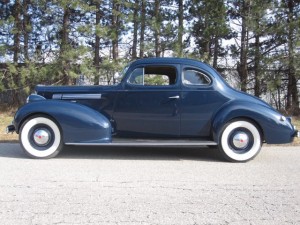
[14,100,112,144]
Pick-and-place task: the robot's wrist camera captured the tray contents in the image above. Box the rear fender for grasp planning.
[14,100,112,144]
[212,101,294,144]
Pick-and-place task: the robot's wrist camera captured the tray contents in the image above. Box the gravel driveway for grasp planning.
[0,144,299,225]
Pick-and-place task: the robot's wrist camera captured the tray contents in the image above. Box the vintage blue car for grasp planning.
[6,58,299,162]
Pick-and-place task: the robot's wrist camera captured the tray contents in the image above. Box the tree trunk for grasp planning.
[61,7,70,52]
[203,17,210,63]
[212,36,218,68]
[23,0,30,61]
[94,0,101,85]
[12,0,21,63]
[60,6,70,85]
[139,0,146,58]
[254,33,261,97]
[132,1,139,59]
[11,0,22,106]
[154,0,161,57]
[177,0,183,57]
[286,0,299,115]
[238,0,248,92]
[112,0,119,61]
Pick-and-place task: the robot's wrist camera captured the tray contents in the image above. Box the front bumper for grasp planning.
[6,124,15,134]
[294,130,300,138]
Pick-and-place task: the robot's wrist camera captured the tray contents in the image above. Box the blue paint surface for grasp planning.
[13,58,297,144]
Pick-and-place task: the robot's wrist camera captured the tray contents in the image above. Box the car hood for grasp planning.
[35,84,120,99]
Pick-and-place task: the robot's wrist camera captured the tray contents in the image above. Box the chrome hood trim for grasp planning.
[52,93,102,100]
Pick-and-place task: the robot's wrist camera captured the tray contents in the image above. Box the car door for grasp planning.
[113,64,181,138]
[180,66,228,137]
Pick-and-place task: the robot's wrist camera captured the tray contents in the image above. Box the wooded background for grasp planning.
[0,0,299,114]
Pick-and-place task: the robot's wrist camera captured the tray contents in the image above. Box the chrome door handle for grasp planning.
[169,95,180,99]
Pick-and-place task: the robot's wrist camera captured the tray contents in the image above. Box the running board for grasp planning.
[66,138,218,147]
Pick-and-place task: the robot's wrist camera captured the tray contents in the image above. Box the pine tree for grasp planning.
[278,0,300,114]
[176,0,184,57]
[139,0,146,58]
[189,0,230,68]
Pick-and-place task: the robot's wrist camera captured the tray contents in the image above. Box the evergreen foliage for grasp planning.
[0,0,299,114]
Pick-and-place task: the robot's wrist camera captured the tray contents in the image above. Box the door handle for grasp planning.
[169,95,180,99]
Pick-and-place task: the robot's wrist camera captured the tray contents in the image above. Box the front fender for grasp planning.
[212,101,295,144]
[14,100,112,144]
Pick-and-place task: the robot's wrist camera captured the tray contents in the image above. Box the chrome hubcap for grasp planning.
[232,132,249,149]
[33,129,51,146]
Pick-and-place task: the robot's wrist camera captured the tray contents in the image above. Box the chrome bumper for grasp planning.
[293,129,300,138]
[6,124,15,134]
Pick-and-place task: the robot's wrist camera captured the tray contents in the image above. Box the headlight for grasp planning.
[26,94,46,103]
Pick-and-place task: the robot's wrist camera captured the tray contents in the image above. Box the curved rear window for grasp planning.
[182,69,211,86]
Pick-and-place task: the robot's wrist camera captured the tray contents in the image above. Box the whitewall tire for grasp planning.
[20,116,63,159]
[219,120,262,162]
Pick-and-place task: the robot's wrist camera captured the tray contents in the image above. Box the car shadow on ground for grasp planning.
[59,146,223,162]
[0,143,223,162]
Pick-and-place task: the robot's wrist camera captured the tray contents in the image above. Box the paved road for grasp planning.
[0,143,299,225]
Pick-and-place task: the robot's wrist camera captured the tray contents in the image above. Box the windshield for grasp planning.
[114,63,131,84]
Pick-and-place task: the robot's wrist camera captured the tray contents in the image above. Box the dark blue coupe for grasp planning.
[6,58,299,162]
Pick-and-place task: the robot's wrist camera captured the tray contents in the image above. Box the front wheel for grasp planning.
[219,120,262,162]
[19,116,63,159]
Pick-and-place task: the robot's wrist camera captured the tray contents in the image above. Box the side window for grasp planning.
[127,66,177,86]
[183,69,211,86]
[128,68,144,85]
[144,74,170,86]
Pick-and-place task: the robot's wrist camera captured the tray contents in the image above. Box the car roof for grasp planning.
[130,57,209,68]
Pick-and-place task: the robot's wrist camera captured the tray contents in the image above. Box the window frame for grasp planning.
[182,68,212,87]
[126,65,178,87]
[127,67,145,85]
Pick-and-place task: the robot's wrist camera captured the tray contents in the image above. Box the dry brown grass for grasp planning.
[0,111,299,145]
[291,117,300,145]
[0,110,18,143]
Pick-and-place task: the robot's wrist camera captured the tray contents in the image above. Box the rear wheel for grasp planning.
[219,120,262,162]
[19,116,63,159]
